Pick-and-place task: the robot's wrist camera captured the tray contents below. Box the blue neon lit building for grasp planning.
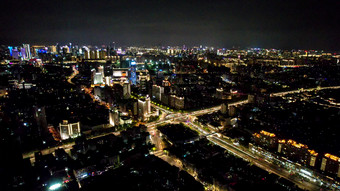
[130,60,137,85]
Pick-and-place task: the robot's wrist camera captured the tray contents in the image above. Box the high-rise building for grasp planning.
[105,76,112,86]
[169,95,184,110]
[20,48,26,59]
[98,66,104,76]
[59,120,81,140]
[139,75,148,93]
[320,154,340,177]
[221,103,228,114]
[12,48,20,60]
[109,108,119,126]
[229,106,236,117]
[162,79,171,87]
[62,46,70,54]
[216,88,224,99]
[145,95,151,114]
[157,70,164,78]
[23,44,31,59]
[99,49,107,59]
[84,50,90,59]
[90,50,96,59]
[138,99,147,121]
[94,73,103,84]
[33,106,48,137]
[278,139,317,166]
[92,66,104,85]
[138,98,151,121]
[112,68,129,82]
[50,45,57,53]
[8,46,13,56]
[133,102,138,116]
[98,66,104,81]
[248,94,255,104]
[123,81,131,99]
[152,85,164,101]
[94,86,102,99]
[253,130,278,150]
[161,92,169,105]
[130,60,137,85]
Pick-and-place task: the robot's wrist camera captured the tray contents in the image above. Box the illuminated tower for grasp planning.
[138,98,150,121]
[23,44,31,59]
[12,48,20,60]
[20,48,26,59]
[94,73,103,84]
[98,66,104,79]
[145,95,151,114]
[109,108,119,126]
[130,60,137,85]
[8,46,13,56]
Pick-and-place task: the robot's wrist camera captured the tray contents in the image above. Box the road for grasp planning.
[185,121,318,191]
[146,85,340,190]
[25,72,340,190]
[67,66,79,85]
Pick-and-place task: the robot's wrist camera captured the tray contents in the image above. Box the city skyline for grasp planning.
[1,1,340,190]
[0,0,339,50]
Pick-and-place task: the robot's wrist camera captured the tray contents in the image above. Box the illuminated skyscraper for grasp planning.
[169,95,184,110]
[96,50,100,59]
[92,66,104,85]
[8,46,13,56]
[12,48,20,59]
[139,75,148,93]
[138,97,151,121]
[94,73,103,84]
[98,66,104,78]
[20,48,26,59]
[105,76,112,86]
[50,45,57,53]
[152,85,164,101]
[23,44,31,59]
[138,99,147,121]
[109,108,119,126]
[130,60,137,85]
[145,95,151,114]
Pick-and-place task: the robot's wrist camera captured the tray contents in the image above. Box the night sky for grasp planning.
[0,0,339,50]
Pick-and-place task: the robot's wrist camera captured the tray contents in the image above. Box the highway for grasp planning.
[185,121,319,191]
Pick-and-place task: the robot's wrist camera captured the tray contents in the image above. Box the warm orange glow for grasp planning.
[286,139,308,149]
[260,130,276,137]
[278,139,286,143]
[325,153,340,161]
[253,133,261,138]
[308,150,318,156]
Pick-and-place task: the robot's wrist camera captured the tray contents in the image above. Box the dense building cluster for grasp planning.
[1,43,340,190]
